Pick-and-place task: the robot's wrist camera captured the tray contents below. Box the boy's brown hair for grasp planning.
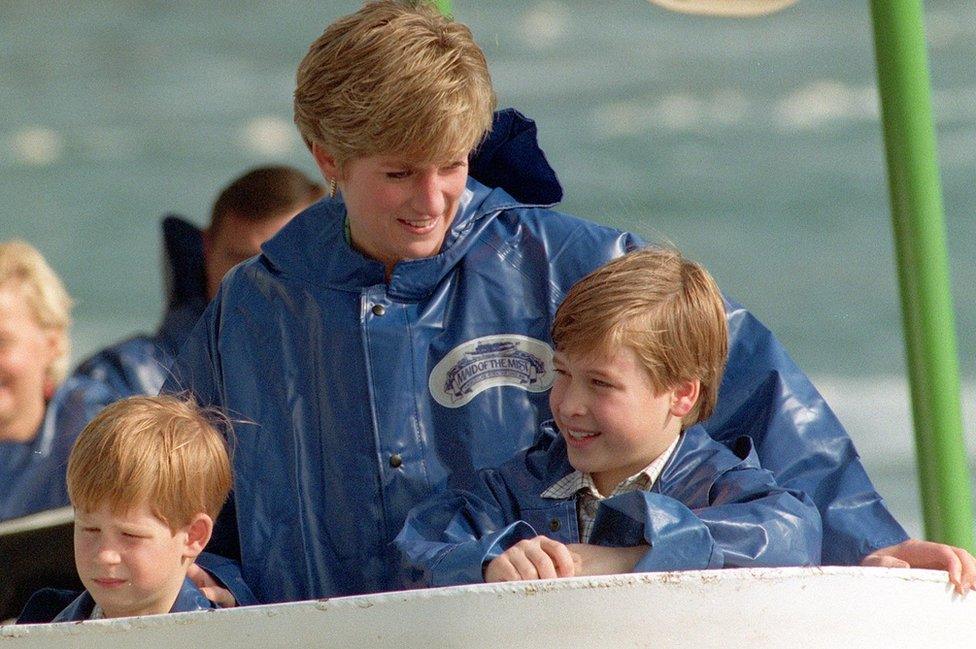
[294,0,496,168]
[208,165,324,238]
[67,396,232,532]
[552,248,728,428]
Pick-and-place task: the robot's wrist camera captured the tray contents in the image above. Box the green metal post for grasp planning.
[432,0,452,16]
[869,0,974,549]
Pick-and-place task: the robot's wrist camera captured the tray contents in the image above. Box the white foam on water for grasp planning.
[78,126,142,161]
[932,86,976,123]
[591,91,748,137]
[938,127,976,168]
[238,116,298,156]
[517,1,571,50]
[8,127,64,166]
[925,8,975,49]
[812,374,976,462]
[812,374,976,538]
[774,81,879,131]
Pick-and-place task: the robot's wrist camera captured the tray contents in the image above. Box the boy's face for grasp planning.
[550,346,695,496]
[73,502,194,618]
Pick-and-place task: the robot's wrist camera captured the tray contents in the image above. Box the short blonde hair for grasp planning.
[294,0,496,167]
[0,240,72,386]
[67,396,232,532]
[552,248,728,428]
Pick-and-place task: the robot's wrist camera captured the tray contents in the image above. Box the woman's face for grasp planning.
[0,283,58,441]
[317,148,469,276]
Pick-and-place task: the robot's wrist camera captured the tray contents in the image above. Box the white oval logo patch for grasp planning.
[429,335,555,408]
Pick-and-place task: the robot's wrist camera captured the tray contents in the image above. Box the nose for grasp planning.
[95,545,122,565]
[553,378,586,420]
[410,170,446,216]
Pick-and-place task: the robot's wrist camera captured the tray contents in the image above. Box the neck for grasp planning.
[590,430,680,496]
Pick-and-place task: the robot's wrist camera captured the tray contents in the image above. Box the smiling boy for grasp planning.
[395,248,823,585]
[48,396,233,620]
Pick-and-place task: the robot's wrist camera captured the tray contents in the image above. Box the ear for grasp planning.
[41,329,65,399]
[310,142,340,182]
[668,379,700,419]
[182,513,214,560]
[43,328,64,364]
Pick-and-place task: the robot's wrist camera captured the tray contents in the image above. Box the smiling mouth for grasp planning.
[566,429,600,441]
[397,216,437,233]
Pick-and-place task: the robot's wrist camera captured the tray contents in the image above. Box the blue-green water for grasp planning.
[2,0,975,537]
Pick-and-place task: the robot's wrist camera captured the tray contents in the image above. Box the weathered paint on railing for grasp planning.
[3,568,971,648]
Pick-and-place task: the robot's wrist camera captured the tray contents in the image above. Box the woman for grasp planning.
[0,240,112,520]
[169,1,972,604]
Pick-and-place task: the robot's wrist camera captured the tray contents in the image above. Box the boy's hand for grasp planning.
[484,536,579,582]
[862,539,976,595]
[566,543,648,576]
[187,563,238,607]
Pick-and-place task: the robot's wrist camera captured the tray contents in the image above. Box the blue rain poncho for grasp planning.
[166,111,906,604]
[0,376,114,521]
[395,423,822,587]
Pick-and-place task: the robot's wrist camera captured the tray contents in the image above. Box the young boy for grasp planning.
[395,248,822,586]
[48,395,233,620]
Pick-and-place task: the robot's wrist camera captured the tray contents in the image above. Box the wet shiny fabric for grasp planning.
[395,424,822,587]
[0,377,114,521]
[165,173,906,604]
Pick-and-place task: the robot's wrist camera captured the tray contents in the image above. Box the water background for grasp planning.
[2,0,976,538]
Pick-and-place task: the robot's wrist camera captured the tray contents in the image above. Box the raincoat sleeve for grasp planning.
[707,299,908,564]
[162,298,254,605]
[589,442,822,571]
[394,471,538,588]
[162,298,223,408]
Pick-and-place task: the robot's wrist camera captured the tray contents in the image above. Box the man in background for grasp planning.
[73,166,324,398]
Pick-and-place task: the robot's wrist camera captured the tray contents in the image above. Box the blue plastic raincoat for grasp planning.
[72,215,208,398]
[165,111,906,604]
[0,377,114,521]
[395,424,822,587]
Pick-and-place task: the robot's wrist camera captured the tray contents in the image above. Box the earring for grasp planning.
[328,177,337,199]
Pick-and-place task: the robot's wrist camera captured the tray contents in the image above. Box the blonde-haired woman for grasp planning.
[0,240,111,521]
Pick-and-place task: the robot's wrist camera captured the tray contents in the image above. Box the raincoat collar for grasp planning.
[260,177,547,301]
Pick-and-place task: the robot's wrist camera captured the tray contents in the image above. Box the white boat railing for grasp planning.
[2,567,971,648]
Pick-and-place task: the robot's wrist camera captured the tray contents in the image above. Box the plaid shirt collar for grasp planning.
[541,434,680,500]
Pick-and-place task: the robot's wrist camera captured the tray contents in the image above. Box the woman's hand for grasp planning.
[862,539,976,595]
[187,563,238,607]
[565,543,648,576]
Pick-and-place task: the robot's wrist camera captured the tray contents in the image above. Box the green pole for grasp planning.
[432,0,452,16]
[869,0,974,549]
